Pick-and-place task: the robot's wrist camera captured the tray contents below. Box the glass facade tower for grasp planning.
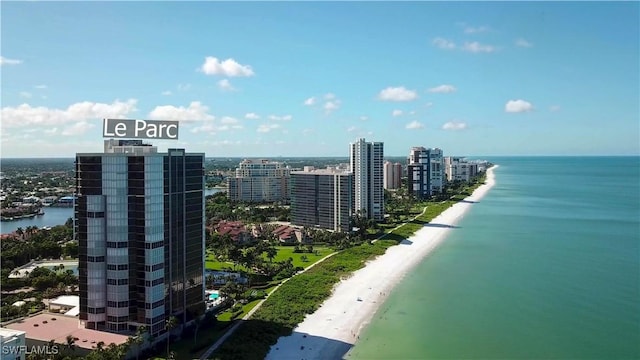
[76,140,205,336]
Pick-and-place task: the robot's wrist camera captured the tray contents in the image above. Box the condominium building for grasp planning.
[290,167,353,232]
[407,147,444,199]
[383,161,403,189]
[444,156,479,182]
[75,139,205,336]
[350,138,384,221]
[227,159,290,203]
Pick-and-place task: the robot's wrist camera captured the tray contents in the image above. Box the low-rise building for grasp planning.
[214,221,252,243]
[0,328,26,360]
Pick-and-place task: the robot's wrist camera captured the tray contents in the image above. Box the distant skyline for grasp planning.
[1,2,639,158]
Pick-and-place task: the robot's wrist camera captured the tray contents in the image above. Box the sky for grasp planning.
[1,1,639,158]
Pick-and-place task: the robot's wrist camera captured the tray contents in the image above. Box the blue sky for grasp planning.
[1,1,638,157]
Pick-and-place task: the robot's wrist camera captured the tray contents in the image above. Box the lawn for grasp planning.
[268,245,332,268]
[205,246,333,271]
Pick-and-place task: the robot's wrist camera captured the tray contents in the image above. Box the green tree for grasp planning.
[165,316,178,358]
[265,246,277,263]
[64,334,76,355]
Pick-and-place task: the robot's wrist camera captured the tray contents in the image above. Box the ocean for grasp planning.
[347,157,640,359]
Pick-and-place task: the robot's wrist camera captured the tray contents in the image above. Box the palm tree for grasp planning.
[65,334,76,355]
[16,227,24,239]
[133,325,147,360]
[265,246,277,263]
[165,316,178,358]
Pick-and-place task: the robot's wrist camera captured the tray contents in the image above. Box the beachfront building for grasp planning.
[350,138,384,221]
[407,147,444,199]
[445,157,481,182]
[75,139,205,336]
[227,159,291,203]
[290,167,353,232]
[383,161,402,189]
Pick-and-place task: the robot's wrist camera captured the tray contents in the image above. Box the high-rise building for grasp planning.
[290,167,353,232]
[407,147,444,199]
[350,138,384,221]
[444,157,481,182]
[76,139,205,336]
[383,161,403,189]
[227,159,290,203]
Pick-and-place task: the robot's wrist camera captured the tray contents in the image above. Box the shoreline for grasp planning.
[265,165,498,360]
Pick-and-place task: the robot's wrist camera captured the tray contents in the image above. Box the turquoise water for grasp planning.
[348,157,640,359]
[209,293,219,300]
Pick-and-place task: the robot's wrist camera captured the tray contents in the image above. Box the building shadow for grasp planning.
[458,200,478,204]
[399,239,413,245]
[422,223,460,229]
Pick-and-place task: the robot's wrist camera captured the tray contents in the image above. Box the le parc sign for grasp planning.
[103,118,179,140]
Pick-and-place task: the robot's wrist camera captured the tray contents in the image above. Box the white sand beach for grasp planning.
[265,166,498,360]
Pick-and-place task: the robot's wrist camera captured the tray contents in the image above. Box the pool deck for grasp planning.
[8,259,79,278]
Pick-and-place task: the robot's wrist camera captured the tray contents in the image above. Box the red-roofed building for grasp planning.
[214,221,252,243]
[272,225,308,244]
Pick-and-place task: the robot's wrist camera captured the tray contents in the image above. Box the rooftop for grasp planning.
[5,313,129,350]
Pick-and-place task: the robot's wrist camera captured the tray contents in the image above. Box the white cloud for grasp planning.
[34,85,47,89]
[302,128,314,135]
[324,93,336,100]
[392,110,403,117]
[505,99,534,113]
[1,99,138,128]
[190,122,216,135]
[220,116,239,125]
[200,57,254,77]
[304,97,316,106]
[324,100,340,114]
[44,128,58,135]
[177,83,191,92]
[257,123,281,133]
[425,102,433,108]
[218,79,235,91]
[360,116,368,121]
[405,120,424,129]
[245,113,260,120]
[378,86,418,102]
[464,26,490,34]
[0,56,22,66]
[347,126,357,132]
[428,84,457,93]
[433,37,456,50]
[442,121,467,130]
[462,41,496,53]
[19,92,32,99]
[62,121,94,136]
[161,90,172,96]
[268,115,292,121]
[549,105,561,112]
[515,38,533,48]
[149,101,214,121]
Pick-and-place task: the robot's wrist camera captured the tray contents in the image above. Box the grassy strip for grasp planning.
[211,240,396,360]
[210,173,489,360]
